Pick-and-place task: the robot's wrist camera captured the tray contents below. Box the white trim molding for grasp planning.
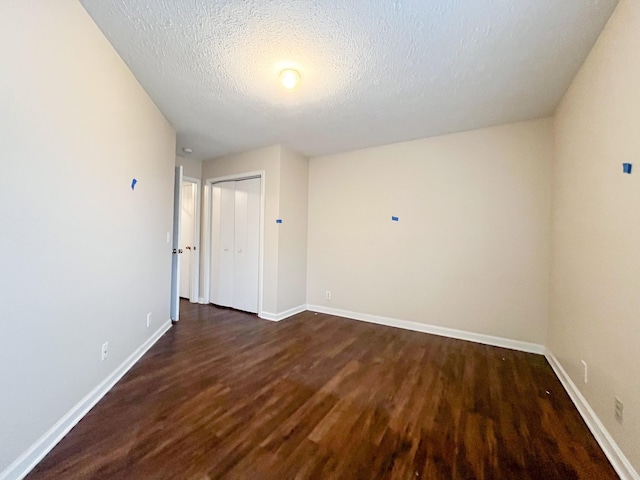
[545,351,639,480]
[0,321,172,480]
[259,304,307,322]
[306,305,545,354]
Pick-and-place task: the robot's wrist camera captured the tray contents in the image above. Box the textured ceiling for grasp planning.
[80,0,618,160]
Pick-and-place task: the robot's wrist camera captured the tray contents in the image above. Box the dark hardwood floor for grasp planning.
[28,300,618,479]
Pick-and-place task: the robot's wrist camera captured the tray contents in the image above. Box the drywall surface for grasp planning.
[0,0,175,475]
[202,146,281,314]
[277,147,309,312]
[550,0,640,471]
[308,119,552,344]
[176,155,202,179]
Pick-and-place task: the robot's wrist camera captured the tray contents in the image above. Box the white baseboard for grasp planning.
[306,305,545,355]
[259,311,279,321]
[0,321,172,480]
[259,304,307,322]
[545,351,639,480]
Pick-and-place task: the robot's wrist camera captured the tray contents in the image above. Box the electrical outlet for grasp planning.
[615,398,624,424]
[147,312,152,328]
[581,360,588,384]
[101,342,108,361]
[325,290,332,300]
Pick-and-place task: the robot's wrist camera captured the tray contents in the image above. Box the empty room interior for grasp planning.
[2,0,640,479]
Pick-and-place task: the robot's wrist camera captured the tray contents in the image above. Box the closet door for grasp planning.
[210,182,235,307]
[233,178,260,313]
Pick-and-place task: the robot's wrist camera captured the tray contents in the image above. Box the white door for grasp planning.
[210,182,236,307]
[210,177,260,313]
[170,166,183,321]
[233,178,260,312]
[179,181,195,299]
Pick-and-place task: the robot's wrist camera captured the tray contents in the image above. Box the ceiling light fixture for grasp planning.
[182,147,193,154]
[279,69,301,90]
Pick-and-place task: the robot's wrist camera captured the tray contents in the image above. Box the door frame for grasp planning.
[202,171,266,317]
[170,166,183,322]
[182,176,201,303]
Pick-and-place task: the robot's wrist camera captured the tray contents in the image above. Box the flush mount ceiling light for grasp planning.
[182,147,193,154]
[279,69,301,90]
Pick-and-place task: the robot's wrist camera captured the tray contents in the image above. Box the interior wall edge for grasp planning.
[259,304,307,322]
[0,321,172,480]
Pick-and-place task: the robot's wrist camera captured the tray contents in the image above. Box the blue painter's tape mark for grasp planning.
[623,163,632,174]
[392,216,399,222]
[131,178,138,190]
[276,219,283,224]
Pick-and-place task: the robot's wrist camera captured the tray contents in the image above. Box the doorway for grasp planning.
[179,177,201,302]
[203,173,264,316]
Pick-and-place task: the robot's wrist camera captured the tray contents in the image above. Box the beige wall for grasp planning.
[550,0,640,470]
[2,0,631,475]
[0,0,176,474]
[278,147,309,312]
[176,155,203,179]
[202,146,281,314]
[307,119,552,344]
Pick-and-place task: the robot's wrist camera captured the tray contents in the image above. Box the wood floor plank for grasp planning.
[26,301,619,479]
